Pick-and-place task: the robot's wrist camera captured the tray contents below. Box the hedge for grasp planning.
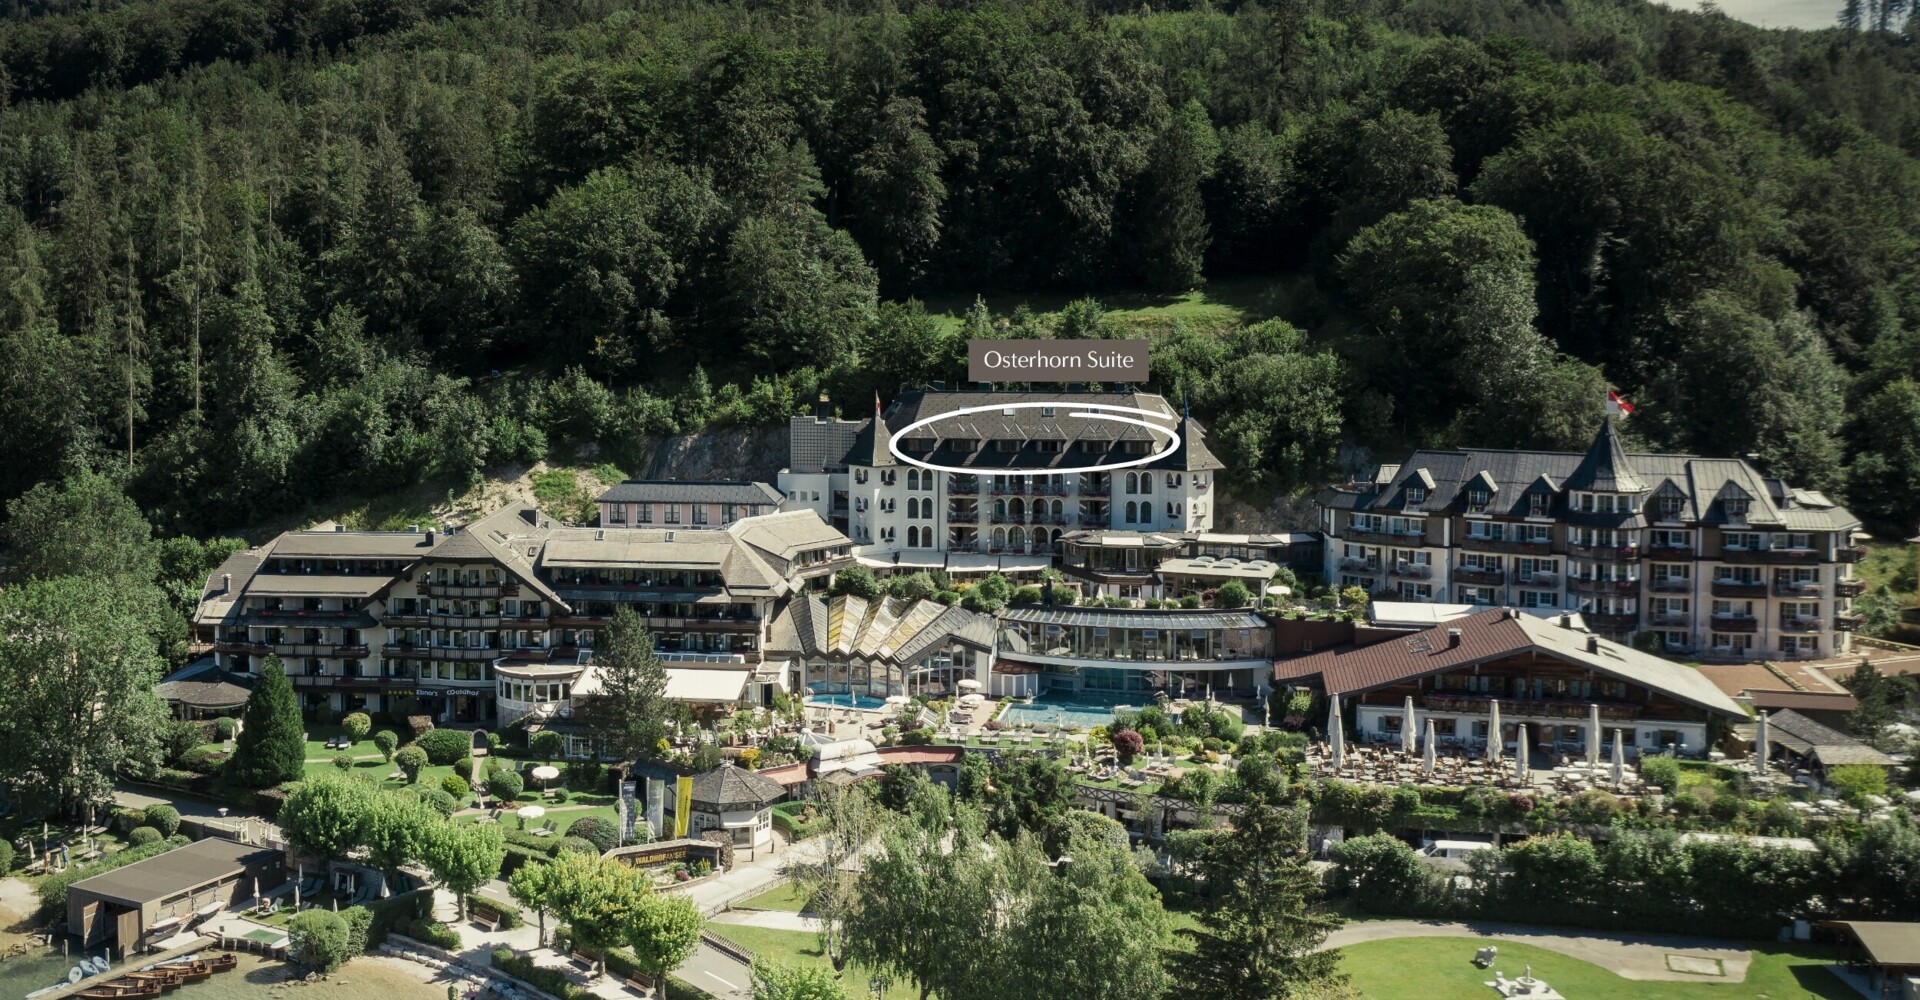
[415,727,472,766]
[363,889,433,949]
[467,896,521,928]
[492,948,594,1000]
[38,836,190,916]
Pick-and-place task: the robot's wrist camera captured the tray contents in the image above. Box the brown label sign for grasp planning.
[967,339,1150,383]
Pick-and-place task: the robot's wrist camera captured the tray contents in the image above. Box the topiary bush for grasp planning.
[341,712,372,743]
[410,785,457,818]
[488,770,524,802]
[443,774,472,800]
[289,909,352,972]
[332,754,353,770]
[143,804,181,838]
[552,836,598,857]
[547,788,570,803]
[565,817,618,854]
[374,730,399,762]
[396,746,428,783]
[415,728,471,766]
[214,717,237,740]
[127,826,161,846]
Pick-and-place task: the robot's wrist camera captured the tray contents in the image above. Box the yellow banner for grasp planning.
[673,775,693,838]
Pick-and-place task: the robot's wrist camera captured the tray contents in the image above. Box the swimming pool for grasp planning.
[998,695,1127,729]
[806,693,887,710]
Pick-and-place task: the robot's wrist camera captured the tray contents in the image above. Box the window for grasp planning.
[907,526,920,547]
[1041,406,1056,417]
[1125,502,1138,523]
[995,439,1020,453]
[1407,486,1427,505]
[1528,493,1550,516]
[608,504,627,524]
[665,503,681,525]
[1467,488,1490,511]
[1724,498,1750,520]
[1166,473,1183,489]
[1658,494,1684,519]
[1724,532,1761,551]
[692,506,709,525]
[1166,501,1180,519]
[907,470,920,490]
[1141,476,1153,495]
[1037,440,1063,453]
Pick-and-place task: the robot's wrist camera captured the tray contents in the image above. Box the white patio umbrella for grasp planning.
[1754,711,1770,775]
[1611,729,1626,787]
[1328,698,1345,772]
[1514,724,1530,785]
[1486,700,1502,765]
[517,805,546,830]
[1422,719,1437,778]
[957,679,982,691]
[531,765,561,793]
[1401,696,1417,754]
[885,694,910,708]
[1587,703,1601,767]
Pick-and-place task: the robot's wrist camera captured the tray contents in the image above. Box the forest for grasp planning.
[0,0,1919,539]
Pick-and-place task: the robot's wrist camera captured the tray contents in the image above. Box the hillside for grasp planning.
[0,0,1918,541]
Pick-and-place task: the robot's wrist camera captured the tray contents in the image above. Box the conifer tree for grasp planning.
[229,657,305,787]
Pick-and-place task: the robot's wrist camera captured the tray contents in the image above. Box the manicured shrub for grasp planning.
[330,754,352,770]
[341,712,372,742]
[214,717,237,740]
[488,770,524,802]
[374,730,399,762]
[443,774,472,800]
[111,807,147,833]
[403,918,460,950]
[341,905,374,957]
[410,785,457,818]
[396,746,428,782]
[289,909,352,972]
[416,728,471,766]
[565,817,618,854]
[547,788,570,804]
[143,804,181,838]
[552,836,598,857]
[485,731,503,752]
[127,826,161,846]
[1638,755,1681,794]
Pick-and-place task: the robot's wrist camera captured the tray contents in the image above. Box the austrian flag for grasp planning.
[1606,390,1635,417]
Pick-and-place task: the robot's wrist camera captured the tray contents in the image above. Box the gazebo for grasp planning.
[684,762,786,858]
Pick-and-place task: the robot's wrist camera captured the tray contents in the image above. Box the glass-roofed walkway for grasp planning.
[995,605,1273,699]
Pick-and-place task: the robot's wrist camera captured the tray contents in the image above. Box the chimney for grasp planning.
[425,529,437,545]
[1447,628,1461,648]
[221,573,232,593]
[813,393,833,419]
[334,524,346,532]
[407,524,420,533]
[595,529,606,541]
[1587,635,1600,653]
[1559,614,1573,629]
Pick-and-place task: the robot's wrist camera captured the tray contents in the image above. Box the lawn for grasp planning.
[702,925,922,1000]
[920,273,1325,338]
[736,883,811,912]
[1337,937,1855,1000]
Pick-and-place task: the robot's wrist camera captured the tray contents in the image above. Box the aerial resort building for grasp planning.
[1274,607,1747,758]
[1316,419,1866,659]
[993,605,1274,701]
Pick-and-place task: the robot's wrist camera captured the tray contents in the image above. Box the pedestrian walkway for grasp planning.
[1319,919,1753,982]
[709,909,818,933]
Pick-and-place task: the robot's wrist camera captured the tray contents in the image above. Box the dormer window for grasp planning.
[1037,440,1063,453]
[1528,494,1549,517]
[1658,495,1684,519]
[1406,487,1427,505]
[994,440,1020,453]
[1724,498,1749,519]
[1467,489,1490,511]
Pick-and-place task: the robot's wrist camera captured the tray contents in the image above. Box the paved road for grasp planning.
[678,944,752,999]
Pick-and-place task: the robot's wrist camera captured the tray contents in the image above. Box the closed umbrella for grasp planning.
[1422,719,1436,778]
[1754,711,1770,775]
[1328,698,1345,772]
[1587,703,1601,767]
[1401,696,1417,754]
[1486,700,1502,765]
[1514,724,1530,785]
[1611,730,1626,788]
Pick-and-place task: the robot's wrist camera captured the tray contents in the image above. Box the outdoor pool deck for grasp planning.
[999,694,1133,728]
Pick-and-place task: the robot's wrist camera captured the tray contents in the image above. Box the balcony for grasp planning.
[1338,558,1381,573]
[1347,524,1427,543]
[1571,543,1640,562]
[1514,573,1557,588]
[383,643,498,661]
[1647,543,1694,559]
[1390,562,1431,580]
[949,479,980,496]
[1585,611,1640,631]
[1719,547,1820,565]
[419,582,510,599]
[1421,692,1642,721]
[1837,546,1868,563]
[1460,534,1552,556]
[947,507,980,522]
[1835,611,1867,632]
[1568,577,1639,594]
[273,642,370,658]
[1836,579,1867,598]
[1709,615,1760,633]
[1779,617,1825,634]
[1710,580,1768,599]
[1773,580,1825,598]
[1649,613,1692,629]
[1453,567,1505,586]
[1649,578,1692,594]
[290,674,425,690]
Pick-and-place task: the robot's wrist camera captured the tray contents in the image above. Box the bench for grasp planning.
[624,971,654,995]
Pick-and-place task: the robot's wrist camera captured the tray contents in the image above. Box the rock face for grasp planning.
[630,425,789,483]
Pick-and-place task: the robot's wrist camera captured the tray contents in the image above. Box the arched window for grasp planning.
[905,498,917,518]
[992,528,1007,550]
[1050,499,1063,519]
[1049,528,1062,551]
[1141,475,1153,495]
[1009,527,1027,551]
[1125,472,1138,494]
[1010,498,1025,520]
[1125,502,1137,523]
[908,526,921,547]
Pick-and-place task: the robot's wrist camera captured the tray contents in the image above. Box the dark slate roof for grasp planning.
[1321,423,1859,530]
[596,480,783,506]
[155,661,256,710]
[827,390,1224,473]
[688,763,786,810]
[69,838,281,907]
[1763,709,1897,767]
[1562,419,1647,493]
